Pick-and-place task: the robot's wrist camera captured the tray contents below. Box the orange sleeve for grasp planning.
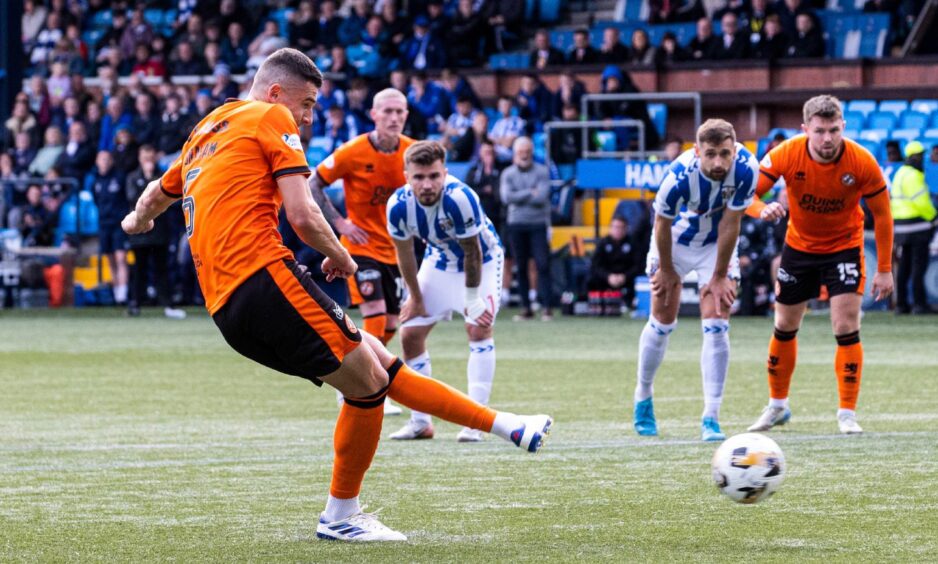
[865,188,893,272]
[160,154,184,198]
[315,140,352,185]
[746,144,788,218]
[258,104,310,180]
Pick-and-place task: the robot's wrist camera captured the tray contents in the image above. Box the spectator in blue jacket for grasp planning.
[408,72,448,132]
[399,16,447,70]
[98,96,132,152]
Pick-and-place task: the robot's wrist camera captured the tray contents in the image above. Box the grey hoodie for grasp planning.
[499,162,551,226]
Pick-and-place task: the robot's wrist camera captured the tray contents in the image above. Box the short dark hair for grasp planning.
[404,140,447,167]
[696,118,736,146]
[255,47,323,89]
[575,28,589,36]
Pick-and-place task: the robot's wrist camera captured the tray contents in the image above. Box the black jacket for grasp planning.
[126,166,171,246]
[591,234,640,280]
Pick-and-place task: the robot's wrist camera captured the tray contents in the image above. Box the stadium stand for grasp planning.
[4,0,937,311]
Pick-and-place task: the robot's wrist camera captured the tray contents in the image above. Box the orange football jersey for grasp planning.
[758,135,887,254]
[161,100,310,314]
[315,134,414,264]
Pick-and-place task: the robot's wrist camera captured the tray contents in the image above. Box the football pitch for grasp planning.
[1,308,936,562]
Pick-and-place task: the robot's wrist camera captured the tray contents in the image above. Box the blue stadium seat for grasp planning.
[926,164,938,194]
[827,15,857,58]
[446,161,472,181]
[539,0,562,22]
[270,8,294,33]
[595,131,616,151]
[867,111,898,130]
[144,9,163,27]
[618,0,644,22]
[551,30,575,51]
[846,99,877,119]
[855,138,881,157]
[525,0,536,20]
[900,110,930,130]
[647,103,667,139]
[91,10,113,29]
[890,129,922,142]
[844,129,861,140]
[533,132,547,162]
[923,128,938,138]
[877,100,909,117]
[911,99,938,115]
[859,129,888,142]
[756,137,770,158]
[488,53,529,70]
[844,111,866,131]
[857,13,891,57]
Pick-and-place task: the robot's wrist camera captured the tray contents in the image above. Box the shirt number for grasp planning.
[182,168,200,238]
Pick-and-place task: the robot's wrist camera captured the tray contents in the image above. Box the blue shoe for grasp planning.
[633,397,658,436]
[701,417,726,442]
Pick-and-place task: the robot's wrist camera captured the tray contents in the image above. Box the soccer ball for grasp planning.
[711,432,785,504]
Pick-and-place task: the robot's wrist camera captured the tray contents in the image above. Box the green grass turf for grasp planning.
[1,308,937,562]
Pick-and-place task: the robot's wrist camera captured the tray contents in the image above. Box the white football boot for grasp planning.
[747,405,792,432]
[509,414,553,453]
[456,427,484,442]
[389,419,435,440]
[316,509,407,542]
[837,410,863,434]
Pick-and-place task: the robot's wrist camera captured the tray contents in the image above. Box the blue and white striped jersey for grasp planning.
[654,143,759,247]
[387,175,502,273]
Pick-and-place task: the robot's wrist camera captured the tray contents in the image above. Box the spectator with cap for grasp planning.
[530,29,565,69]
[399,14,447,70]
[890,140,937,315]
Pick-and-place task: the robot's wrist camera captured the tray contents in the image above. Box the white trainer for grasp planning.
[456,427,483,442]
[383,401,403,416]
[389,419,434,440]
[747,405,792,432]
[163,307,186,319]
[837,411,863,434]
[316,510,407,542]
[509,414,553,453]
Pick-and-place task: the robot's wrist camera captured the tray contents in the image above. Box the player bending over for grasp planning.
[386,141,505,443]
[746,94,893,435]
[633,118,758,441]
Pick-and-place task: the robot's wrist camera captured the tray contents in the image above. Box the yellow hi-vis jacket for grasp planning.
[890,164,936,235]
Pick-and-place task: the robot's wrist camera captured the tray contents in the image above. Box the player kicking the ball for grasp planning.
[386,141,504,443]
[633,119,758,441]
[122,48,552,542]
